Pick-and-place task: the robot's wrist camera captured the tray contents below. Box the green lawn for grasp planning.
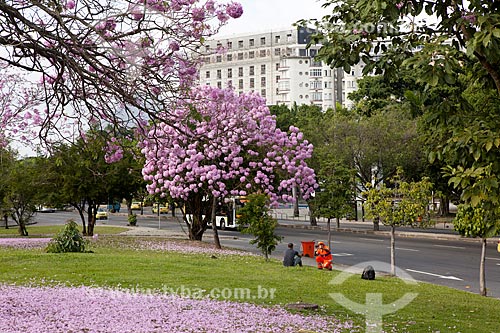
[0,225,129,236]
[0,236,498,332]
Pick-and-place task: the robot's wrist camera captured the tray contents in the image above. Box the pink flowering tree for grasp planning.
[141,86,317,241]
[0,0,242,150]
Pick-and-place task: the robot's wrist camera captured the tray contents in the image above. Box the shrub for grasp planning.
[128,214,137,226]
[46,220,88,253]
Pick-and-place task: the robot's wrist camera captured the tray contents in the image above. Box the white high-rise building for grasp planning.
[198,26,362,110]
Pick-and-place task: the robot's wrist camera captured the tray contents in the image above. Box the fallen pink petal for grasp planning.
[0,285,356,333]
[0,238,51,249]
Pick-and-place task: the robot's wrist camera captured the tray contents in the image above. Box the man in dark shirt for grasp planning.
[283,243,302,267]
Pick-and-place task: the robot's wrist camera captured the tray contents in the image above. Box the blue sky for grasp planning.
[217,0,328,36]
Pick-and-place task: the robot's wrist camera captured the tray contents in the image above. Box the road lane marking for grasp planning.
[434,245,466,250]
[388,247,419,252]
[360,238,385,242]
[486,257,500,261]
[333,253,353,257]
[407,269,463,281]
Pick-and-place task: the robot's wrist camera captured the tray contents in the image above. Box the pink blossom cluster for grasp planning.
[2,0,243,150]
[141,86,317,203]
[136,239,255,256]
[0,238,51,249]
[0,284,356,332]
[0,70,46,149]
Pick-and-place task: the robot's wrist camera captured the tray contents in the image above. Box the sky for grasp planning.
[216,0,329,37]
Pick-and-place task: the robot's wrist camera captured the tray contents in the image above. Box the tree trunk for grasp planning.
[336,216,340,229]
[390,225,396,276]
[327,218,332,249]
[77,207,87,235]
[87,206,96,237]
[4,214,8,229]
[293,186,299,217]
[211,197,221,249]
[18,222,28,236]
[479,238,487,296]
[373,216,380,231]
[309,215,317,226]
[170,203,175,217]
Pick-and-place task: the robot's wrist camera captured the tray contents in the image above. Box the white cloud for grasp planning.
[217,0,328,36]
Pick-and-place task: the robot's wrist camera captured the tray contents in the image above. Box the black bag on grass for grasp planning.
[361,265,375,280]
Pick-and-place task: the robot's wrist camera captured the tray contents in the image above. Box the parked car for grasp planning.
[38,206,56,213]
[131,202,142,210]
[95,208,108,220]
[152,205,169,214]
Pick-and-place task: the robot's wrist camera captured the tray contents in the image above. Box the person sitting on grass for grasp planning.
[283,243,303,267]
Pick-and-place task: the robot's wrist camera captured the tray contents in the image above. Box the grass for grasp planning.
[0,236,499,332]
[0,225,129,236]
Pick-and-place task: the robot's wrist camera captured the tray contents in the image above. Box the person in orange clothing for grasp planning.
[314,241,332,270]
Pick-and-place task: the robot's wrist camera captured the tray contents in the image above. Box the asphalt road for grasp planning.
[28,210,500,299]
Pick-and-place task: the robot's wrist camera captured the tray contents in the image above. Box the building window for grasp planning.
[227,68,232,78]
[260,77,266,87]
[312,92,322,101]
[299,49,307,56]
[260,64,266,74]
[275,35,281,44]
[228,80,232,87]
[249,38,254,46]
[216,69,221,79]
[237,52,244,60]
[227,41,232,49]
[216,55,222,63]
[275,75,280,83]
[259,49,266,57]
[217,81,222,89]
[249,66,255,76]
[260,37,266,45]
[238,40,244,48]
[238,67,243,77]
[226,54,232,61]
[205,71,210,79]
[238,79,243,89]
[261,89,266,97]
[310,69,322,77]
[287,33,292,42]
[276,63,280,70]
[279,81,290,91]
[311,80,322,89]
[274,48,281,56]
[249,78,255,88]
[249,51,255,59]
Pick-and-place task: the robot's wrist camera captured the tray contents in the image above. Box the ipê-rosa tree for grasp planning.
[0,0,242,150]
[141,86,317,241]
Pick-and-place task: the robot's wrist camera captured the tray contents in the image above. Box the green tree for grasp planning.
[237,193,282,261]
[453,204,500,296]
[363,171,432,275]
[4,157,45,236]
[48,129,145,236]
[309,159,356,247]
